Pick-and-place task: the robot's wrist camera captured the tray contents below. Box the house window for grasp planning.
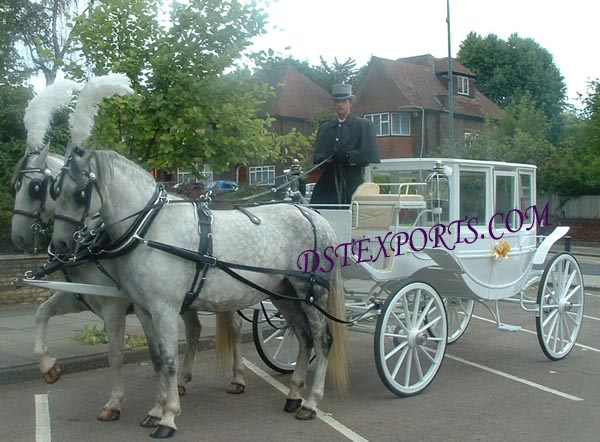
[364,113,389,136]
[249,165,275,186]
[457,76,470,96]
[391,112,410,136]
[464,131,478,147]
[365,113,411,136]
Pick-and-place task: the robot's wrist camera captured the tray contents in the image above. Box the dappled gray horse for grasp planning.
[11,78,246,423]
[51,148,348,438]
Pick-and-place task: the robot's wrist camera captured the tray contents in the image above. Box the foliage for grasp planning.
[0,85,34,248]
[542,80,600,196]
[1,0,84,85]
[72,324,148,347]
[73,324,107,345]
[457,32,566,142]
[66,0,280,172]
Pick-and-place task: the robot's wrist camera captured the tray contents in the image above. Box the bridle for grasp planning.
[11,151,55,239]
[51,151,102,232]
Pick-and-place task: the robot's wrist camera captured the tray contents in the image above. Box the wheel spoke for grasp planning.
[403,348,414,387]
[391,346,409,379]
[412,290,422,323]
[416,297,435,327]
[420,314,442,334]
[544,311,559,345]
[413,347,424,381]
[417,343,436,364]
[384,340,408,361]
[263,327,285,345]
[392,311,410,334]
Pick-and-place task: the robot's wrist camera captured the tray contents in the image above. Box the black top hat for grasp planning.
[331,84,354,101]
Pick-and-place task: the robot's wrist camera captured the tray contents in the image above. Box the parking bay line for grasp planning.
[445,354,583,401]
[473,314,600,354]
[35,394,51,442]
[242,357,369,442]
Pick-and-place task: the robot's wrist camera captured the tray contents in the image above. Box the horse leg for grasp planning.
[294,303,331,420]
[146,307,181,438]
[177,310,201,396]
[135,306,166,429]
[34,292,86,383]
[97,300,129,421]
[271,299,313,414]
[224,311,246,394]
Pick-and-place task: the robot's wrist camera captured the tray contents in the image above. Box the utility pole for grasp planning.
[446,0,455,156]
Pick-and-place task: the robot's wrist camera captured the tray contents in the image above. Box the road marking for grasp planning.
[35,394,51,442]
[473,314,600,354]
[242,357,369,442]
[446,354,584,401]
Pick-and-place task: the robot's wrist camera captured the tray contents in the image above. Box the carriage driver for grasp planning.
[310,83,381,205]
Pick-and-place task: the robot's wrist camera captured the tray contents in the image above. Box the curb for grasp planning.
[0,331,254,386]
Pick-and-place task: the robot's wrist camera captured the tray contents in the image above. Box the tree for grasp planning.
[457,32,566,142]
[2,0,84,85]
[0,84,33,247]
[65,0,278,172]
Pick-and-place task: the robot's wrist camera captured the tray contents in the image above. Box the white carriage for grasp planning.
[254,158,584,397]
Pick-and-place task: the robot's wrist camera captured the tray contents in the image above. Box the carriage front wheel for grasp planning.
[252,306,300,374]
[374,282,448,397]
[536,252,584,361]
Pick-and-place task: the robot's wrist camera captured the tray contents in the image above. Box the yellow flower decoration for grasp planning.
[493,241,511,260]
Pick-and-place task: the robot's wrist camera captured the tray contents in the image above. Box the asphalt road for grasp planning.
[2,286,600,442]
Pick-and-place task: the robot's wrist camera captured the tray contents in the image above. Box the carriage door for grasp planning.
[493,171,518,235]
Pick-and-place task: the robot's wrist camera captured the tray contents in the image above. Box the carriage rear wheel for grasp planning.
[252,307,300,374]
[374,282,447,397]
[536,252,584,361]
[428,297,475,344]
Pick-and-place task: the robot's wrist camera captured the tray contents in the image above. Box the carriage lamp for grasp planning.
[425,160,450,224]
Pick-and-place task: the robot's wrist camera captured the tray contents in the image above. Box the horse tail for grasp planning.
[215,312,233,376]
[326,264,349,394]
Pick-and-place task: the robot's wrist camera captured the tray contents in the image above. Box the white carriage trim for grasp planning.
[532,226,570,265]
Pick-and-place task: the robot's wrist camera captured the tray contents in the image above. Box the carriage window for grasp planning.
[495,174,516,228]
[519,173,533,211]
[459,171,486,225]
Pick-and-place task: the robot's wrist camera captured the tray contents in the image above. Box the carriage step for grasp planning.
[498,323,521,332]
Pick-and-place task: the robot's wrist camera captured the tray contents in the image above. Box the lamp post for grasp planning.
[446,0,455,156]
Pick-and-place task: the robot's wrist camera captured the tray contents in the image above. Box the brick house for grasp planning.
[234,65,332,186]
[353,55,503,159]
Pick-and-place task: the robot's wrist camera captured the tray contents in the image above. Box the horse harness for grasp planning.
[37,171,346,322]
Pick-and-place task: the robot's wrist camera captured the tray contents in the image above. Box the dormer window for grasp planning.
[457,75,470,96]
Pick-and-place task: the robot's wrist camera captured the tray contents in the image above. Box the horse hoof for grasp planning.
[226,382,246,394]
[150,425,176,439]
[97,408,120,421]
[42,363,62,384]
[178,384,186,396]
[295,406,317,421]
[283,398,302,413]
[140,415,161,428]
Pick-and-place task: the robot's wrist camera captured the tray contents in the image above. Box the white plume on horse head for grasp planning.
[23,79,82,153]
[69,73,134,150]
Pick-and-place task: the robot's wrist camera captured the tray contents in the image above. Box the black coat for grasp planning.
[311,114,380,205]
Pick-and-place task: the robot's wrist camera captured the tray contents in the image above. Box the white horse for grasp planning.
[50,148,349,438]
[11,78,246,423]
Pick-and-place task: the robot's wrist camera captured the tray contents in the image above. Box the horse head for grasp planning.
[11,145,64,252]
[50,147,102,254]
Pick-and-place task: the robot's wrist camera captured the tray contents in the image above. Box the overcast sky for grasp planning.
[250,0,598,107]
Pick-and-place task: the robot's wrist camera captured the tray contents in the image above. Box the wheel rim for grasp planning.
[375,282,447,396]
[537,253,584,360]
[253,309,299,373]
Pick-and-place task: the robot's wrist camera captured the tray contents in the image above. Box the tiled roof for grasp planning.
[362,56,501,119]
[259,65,331,120]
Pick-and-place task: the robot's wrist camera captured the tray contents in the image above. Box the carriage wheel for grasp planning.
[252,307,299,374]
[428,297,475,344]
[536,252,584,361]
[374,282,447,397]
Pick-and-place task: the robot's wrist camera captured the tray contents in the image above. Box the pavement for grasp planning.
[1,242,599,385]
